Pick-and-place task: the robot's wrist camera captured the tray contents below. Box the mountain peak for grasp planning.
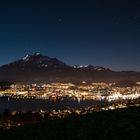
[22,53,48,62]
[22,54,30,61]
[73,65,111,71]
[14,53,68,69]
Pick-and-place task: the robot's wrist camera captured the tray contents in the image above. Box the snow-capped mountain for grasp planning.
[1,53,68,70]
[73,65,111,71]
[0,53,140,83]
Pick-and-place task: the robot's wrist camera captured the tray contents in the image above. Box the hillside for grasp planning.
[113,80,138,87]
[0,106,140,140]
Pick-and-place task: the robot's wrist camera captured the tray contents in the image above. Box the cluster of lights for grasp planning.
[0,82,140,103]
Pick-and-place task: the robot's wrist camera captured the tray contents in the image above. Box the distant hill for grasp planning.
[0,53,140,83]
[113,80,138,87]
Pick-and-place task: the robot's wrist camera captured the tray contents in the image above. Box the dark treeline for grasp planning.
[0,81,13,90]
[0,106,140,140]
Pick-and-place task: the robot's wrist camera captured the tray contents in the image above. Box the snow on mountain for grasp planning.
[21,53,68,68]
[73,65,90,68]
[22,54,30,61]
[73,65,110,71]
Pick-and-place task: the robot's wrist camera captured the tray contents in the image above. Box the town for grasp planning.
[0,82,140,129]
[0,82,140,102]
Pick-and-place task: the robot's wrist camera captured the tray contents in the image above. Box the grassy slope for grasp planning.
[0,106,140,140]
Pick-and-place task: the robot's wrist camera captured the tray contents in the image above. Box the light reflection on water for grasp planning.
[0,97,106,113]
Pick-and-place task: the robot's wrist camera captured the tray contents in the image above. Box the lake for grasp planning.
[0,97,105,113]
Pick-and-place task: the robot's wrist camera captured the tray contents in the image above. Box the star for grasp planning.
[58,18,62,22]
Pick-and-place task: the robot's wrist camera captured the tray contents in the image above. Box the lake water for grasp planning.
[0,97,104,113]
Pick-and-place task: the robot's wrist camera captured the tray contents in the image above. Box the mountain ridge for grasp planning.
[0,53,140,84]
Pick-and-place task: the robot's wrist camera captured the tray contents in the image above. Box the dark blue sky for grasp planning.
[0,0,140,71]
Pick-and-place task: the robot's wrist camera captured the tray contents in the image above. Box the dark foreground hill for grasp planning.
[0,53,140,83]
[0,106,140,140]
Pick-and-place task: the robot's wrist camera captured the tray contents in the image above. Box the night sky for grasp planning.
[0,0,140,71]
